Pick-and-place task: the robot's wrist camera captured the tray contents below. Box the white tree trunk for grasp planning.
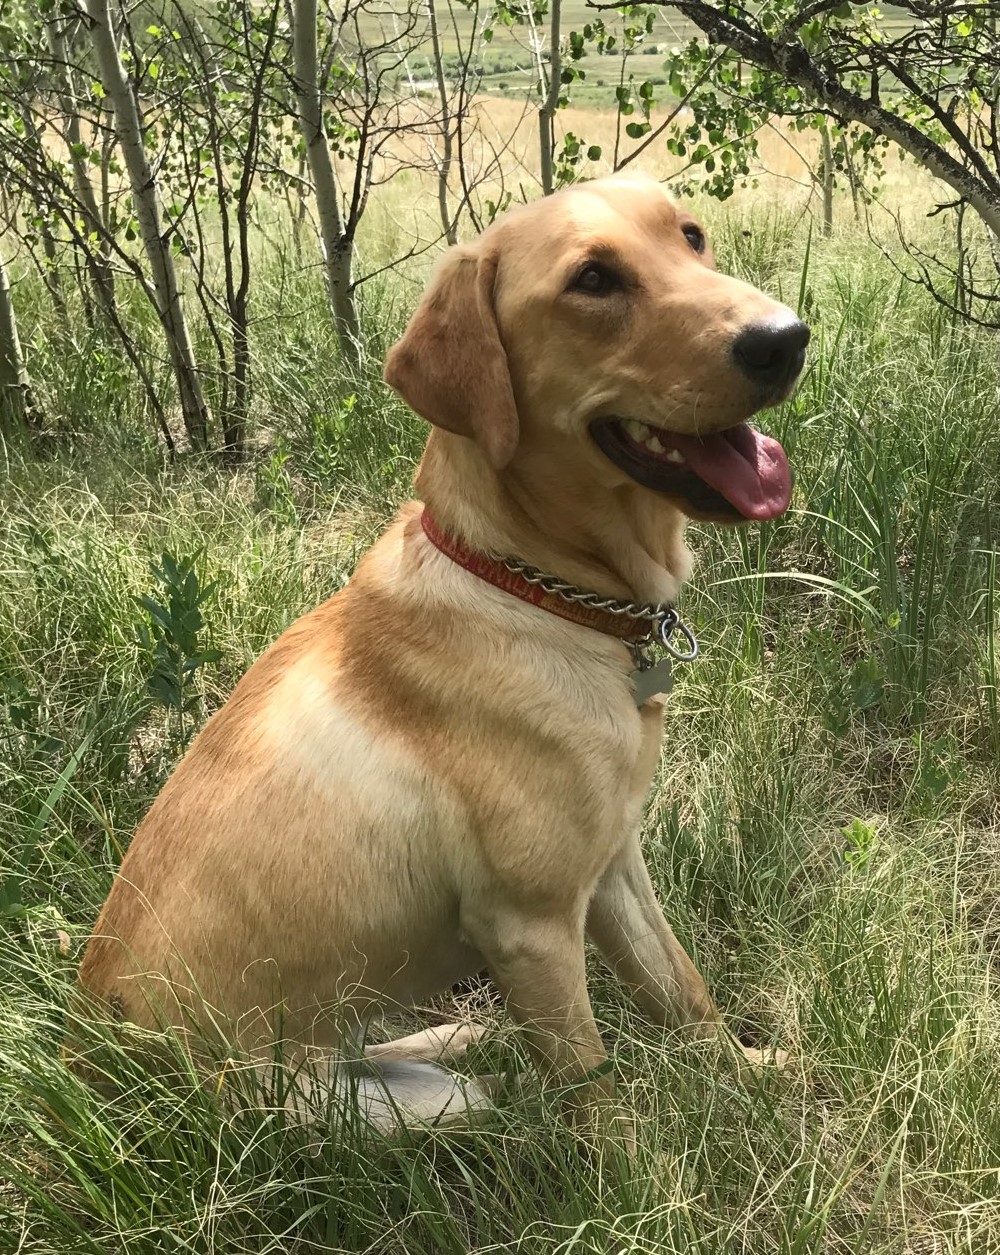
[427,0,456,243]
[537,0,561,195]
[46,12,116,316]
[0,251,31,434]
[84,0,211,447]
[292,0,362,365]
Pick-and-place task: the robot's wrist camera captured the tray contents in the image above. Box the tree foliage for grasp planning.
[0,0,481,452]
[605,1,1000,321]
[1,0,998,456]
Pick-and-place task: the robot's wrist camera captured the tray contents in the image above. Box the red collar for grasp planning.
[420,508,650,642]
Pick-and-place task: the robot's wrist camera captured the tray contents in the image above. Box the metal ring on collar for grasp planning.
[657,615,698,662]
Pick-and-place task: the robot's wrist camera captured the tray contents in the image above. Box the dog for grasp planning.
[73,173,808,1141]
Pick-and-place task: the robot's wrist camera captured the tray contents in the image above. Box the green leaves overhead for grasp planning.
[505,0,998,221]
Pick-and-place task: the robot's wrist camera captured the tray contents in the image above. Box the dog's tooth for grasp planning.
[624,419,645,442]
[646,435,666,454]
[666,448,685,465]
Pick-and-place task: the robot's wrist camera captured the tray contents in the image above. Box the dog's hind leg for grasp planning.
[352,1058,497,1132]
[282,1053,497,1134]
[364,1022,487,1067]
[359,1023,497,1131]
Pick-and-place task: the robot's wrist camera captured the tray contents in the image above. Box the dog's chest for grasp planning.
[498,642,666,855]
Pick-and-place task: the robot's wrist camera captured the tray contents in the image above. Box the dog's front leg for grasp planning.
[587,838,725,1036]
[588,845,787,1070]
[462,901,630,1144]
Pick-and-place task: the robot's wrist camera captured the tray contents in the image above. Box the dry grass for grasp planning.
[3,45,1000,1255]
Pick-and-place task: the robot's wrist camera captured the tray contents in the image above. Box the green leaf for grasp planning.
[841,817,879,870]
[849,658,884,712]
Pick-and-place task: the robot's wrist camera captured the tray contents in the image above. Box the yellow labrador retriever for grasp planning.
[75,173,808,1138]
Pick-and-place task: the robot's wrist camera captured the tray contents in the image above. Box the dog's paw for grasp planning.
[737,1042,789,1071]
[567,1105,638,1161]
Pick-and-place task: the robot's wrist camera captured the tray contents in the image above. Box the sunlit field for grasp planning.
[3,40,1000,1255]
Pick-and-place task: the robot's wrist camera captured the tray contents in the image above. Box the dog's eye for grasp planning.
[571,263,620,296]
[683,224,706,254]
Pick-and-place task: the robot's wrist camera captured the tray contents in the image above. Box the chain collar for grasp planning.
[493,552,699,663]
[420,507,698,662]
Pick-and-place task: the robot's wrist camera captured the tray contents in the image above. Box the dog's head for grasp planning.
[385,174,808,526]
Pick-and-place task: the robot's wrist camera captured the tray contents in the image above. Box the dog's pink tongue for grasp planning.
[672,424,791,520]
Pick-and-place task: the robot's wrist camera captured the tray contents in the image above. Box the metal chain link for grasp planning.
[491,552,699,662]
[494,553,670,624]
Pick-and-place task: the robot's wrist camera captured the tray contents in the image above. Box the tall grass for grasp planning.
[2,196,1000,1253]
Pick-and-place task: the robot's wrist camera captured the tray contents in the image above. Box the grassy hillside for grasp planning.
[396,2,917,104]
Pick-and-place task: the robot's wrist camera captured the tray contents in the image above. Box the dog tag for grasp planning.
[631,656,673,707]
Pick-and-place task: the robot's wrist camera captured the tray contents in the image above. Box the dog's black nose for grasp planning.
[732,318,810,388]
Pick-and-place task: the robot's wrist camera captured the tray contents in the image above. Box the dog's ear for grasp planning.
[384,244,519,469]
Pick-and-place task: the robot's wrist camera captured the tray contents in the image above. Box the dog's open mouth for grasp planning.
[590,417,792,521]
